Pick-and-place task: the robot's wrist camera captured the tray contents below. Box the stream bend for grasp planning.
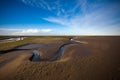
[30,39,87,62]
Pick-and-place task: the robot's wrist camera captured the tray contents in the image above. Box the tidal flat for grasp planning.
[0,36,120,80]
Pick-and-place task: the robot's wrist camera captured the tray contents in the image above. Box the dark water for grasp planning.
[31,50,41,62]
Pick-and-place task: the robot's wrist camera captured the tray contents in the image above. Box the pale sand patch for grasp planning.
[57,57,71,62]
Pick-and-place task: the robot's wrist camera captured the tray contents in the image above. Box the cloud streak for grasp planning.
[20,29,39,34]
[0,28,52,35]
[18,0,120,35]
[42,0,120,35]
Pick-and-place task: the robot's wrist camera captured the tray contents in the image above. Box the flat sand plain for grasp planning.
[0,36,120,80]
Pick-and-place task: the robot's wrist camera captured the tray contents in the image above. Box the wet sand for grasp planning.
[0,36,120,80]
[0,51,32,80]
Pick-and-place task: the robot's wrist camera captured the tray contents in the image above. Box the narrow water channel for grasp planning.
[30,38,87,62]
[30,43,76,61]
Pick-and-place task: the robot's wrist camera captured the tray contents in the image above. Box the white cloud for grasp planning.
[14,29,52,35]
[21,29,39,34]
[41,29,52,33]
[0,28,52,35]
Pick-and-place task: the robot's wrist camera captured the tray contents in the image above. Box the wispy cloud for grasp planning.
[43,17,69,26]
[20,0,81,17]
[18,0,120,35]
[42,0,120,34]
[20,0,57,11]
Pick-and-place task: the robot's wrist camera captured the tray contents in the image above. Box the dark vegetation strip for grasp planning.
[0,49,30,54]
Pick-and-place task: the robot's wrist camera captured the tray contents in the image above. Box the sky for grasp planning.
[0,0,120,35]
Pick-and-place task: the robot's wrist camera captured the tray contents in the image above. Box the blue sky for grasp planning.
[0,0,120,35]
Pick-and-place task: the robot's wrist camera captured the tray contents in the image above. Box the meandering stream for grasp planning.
[0,37,87,62]
[30,38,88,61]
